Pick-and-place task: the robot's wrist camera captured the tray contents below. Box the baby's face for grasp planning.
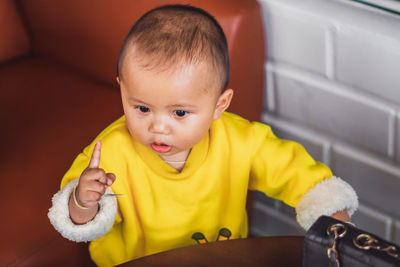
[118,59,232,162]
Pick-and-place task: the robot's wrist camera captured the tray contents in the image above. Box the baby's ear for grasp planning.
[213,89,233,120]
[116,76,121,85]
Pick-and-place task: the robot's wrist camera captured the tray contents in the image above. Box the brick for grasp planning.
[274,73,390,155]
[261,6,326,75]
[336,31,400,105]
[332,147,400,217]
[251,199,305,236]
[352,205,392,240]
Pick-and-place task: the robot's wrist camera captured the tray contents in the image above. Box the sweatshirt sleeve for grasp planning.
[295,176,358,230]
[248,122,333,207]
[248,122,358,230]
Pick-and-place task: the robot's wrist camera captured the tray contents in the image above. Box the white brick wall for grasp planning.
[253,0,400,244]
[270,64,391,155]
[336,30,400,104]
[263,10,327,76]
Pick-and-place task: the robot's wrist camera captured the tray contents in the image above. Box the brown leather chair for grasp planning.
[0,0,265,265]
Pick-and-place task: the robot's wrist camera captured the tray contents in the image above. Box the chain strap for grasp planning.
[326,223,347,267]
[326,223,400,267]
[354,234,399,259]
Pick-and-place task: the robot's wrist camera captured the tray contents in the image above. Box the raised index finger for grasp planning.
[89,140,101,168]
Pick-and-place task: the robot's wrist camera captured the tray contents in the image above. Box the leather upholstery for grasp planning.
[0,0,30,63]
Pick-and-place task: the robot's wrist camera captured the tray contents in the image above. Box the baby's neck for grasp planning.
[164,160,186,171]
[161,149,191,172]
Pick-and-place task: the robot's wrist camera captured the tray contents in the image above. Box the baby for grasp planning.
[48,4,358,267]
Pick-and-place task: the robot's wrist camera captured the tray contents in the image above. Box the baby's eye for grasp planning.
[135,106,150,113]
[173,110,189,117]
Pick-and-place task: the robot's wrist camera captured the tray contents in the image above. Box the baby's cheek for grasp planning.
[128,124,146,142]
[183,130,204,147]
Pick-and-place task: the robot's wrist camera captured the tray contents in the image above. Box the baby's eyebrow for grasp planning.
[168,104,197,109]
[128,97,149,105]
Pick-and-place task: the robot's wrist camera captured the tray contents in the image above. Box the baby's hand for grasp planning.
[75,140,116,209]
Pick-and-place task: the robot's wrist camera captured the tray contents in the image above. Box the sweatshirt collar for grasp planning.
[131,132,209,179]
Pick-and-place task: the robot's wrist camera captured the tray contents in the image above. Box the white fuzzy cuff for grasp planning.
[296,176,358,230]
[48,178,117,242]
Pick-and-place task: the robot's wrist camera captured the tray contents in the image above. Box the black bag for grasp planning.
[303,215,400,267]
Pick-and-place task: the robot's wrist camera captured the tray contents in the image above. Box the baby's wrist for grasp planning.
[73,184,90,210]
[69,189,99,225]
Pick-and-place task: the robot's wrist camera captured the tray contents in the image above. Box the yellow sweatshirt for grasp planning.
[60,112,332,266]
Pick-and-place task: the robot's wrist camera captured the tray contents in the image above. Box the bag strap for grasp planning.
[326,223,347,267]
[353,234,399,258]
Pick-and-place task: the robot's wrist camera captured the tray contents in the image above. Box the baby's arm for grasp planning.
[331,210,351,222]
[69,140,115,224]
[48,140,118,242]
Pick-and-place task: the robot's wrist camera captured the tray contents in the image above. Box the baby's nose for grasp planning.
[149,117,170,135]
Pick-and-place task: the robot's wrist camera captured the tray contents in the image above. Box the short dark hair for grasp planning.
[117,4,230,92]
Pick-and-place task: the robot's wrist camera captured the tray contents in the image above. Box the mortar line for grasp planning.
[322,142,332,166]
[266,64,276,113]
[387,110,396,158]
[325,26,336,80]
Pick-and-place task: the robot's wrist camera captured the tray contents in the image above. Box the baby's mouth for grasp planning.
[151,142,172,153]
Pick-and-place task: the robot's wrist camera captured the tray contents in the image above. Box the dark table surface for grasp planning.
[119,236,304,267]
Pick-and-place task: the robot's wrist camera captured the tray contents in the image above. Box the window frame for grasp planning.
[351,0,400,15]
